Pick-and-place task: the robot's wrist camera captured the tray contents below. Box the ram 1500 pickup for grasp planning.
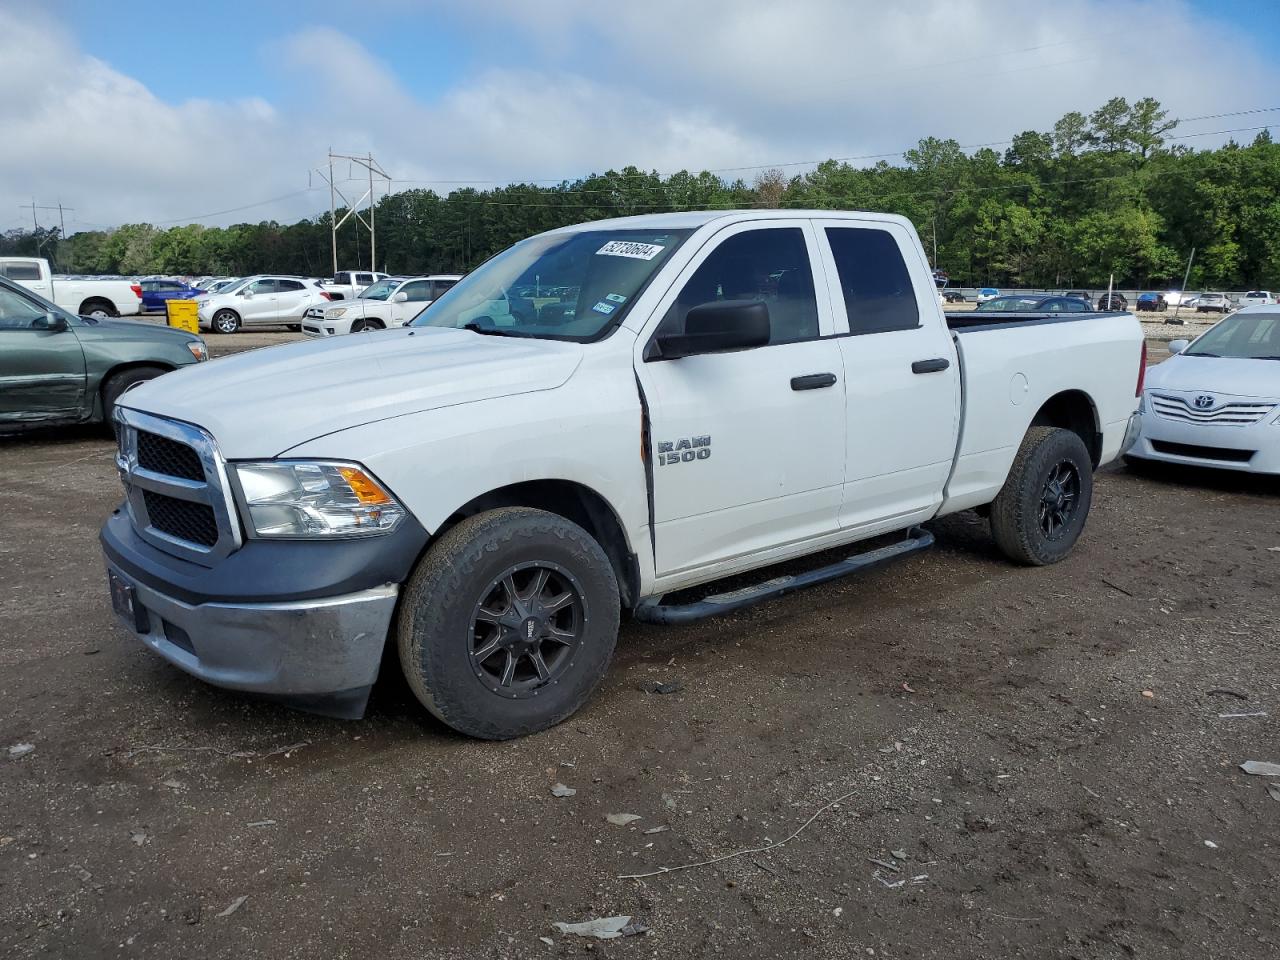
[101,210,1144,738]
[0,257,144,318]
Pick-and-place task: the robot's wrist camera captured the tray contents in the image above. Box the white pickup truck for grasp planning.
[0,257,143,318]
[101,210,1144,738]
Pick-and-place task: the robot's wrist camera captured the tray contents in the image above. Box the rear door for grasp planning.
[636,221,847,579]
[0,286,86,425]
[274,279,311,321]
[813,220,960,532]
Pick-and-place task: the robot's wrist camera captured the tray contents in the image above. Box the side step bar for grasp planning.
[633,527,935,625]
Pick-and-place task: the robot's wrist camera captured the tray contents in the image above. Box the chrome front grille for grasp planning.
[115,409,241,566]
[1150,393,1275,426]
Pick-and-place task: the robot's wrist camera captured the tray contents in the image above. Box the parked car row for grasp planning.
[302,275,462,336]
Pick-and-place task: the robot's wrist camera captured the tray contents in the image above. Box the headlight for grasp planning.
[232,461,404,538]
[325,307,347,318]
[187,341,208,362]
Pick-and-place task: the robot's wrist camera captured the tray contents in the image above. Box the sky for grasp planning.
[3,0,1279,233]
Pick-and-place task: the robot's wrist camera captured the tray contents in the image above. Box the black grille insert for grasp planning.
[142,490,219,546]
[1150,440,1255,463]
[137,430,204,481]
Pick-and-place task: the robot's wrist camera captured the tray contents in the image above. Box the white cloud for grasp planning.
[1,1,1277,232]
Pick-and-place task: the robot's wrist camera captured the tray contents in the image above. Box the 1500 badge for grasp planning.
[657,436,711,465]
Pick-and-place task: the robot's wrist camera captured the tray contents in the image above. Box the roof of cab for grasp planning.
[544,209,916,234]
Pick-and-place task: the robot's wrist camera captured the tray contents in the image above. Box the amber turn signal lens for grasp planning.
[338,466,393,504]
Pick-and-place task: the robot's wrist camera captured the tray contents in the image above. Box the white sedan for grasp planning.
[1127,305,1280,474]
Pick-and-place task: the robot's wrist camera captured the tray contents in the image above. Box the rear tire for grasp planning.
[80,299,117,319]
[211,309,240,334]
[989,426,1094,566]
[286,324,301,332]
[397,507,620,740]
[101,365,167,432]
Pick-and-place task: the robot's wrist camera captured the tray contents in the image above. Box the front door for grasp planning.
[392,279,434,327]
[239,278,280,326]
[636,222,846,581]
[0,287,85,425]
[812,219,961,531]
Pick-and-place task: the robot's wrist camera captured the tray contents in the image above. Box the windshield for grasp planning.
[359,279,400,301]
[411,229,691,341]
[1185,312,1280,359]
[218,278,252,296]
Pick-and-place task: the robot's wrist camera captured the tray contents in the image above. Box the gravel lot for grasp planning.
[1,321,1277,959]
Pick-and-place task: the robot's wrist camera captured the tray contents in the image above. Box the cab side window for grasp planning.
[825,227,920,335]
[400,280,433,302]
[660,228,818,345]
[0,287,49,329]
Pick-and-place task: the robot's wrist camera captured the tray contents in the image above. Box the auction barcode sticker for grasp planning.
[596,241,664,260]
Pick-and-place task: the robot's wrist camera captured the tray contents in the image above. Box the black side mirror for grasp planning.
[36,313,69,332]
[653,300,770,360]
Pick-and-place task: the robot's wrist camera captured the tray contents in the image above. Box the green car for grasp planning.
[0,275,208,433]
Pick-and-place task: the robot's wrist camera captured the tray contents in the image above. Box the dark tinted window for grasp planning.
[0,262,43,281]
[825,227,919,334]
[432,279,458,299]
[278,279,305,292]
[357,273,374,285]
[400,280,433,302]
[661,228,818,345]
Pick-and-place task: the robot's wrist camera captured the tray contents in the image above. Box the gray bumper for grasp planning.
[106,560,397,716]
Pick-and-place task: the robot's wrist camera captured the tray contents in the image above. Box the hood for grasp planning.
[78,316,199,343]
[120,326,583,458]
[1146,353,1280,400]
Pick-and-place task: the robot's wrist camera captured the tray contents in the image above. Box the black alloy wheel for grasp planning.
[468,562,586,698]
[1038,459,1080,539]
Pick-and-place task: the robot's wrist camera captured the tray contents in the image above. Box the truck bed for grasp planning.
[945,310,1129,331]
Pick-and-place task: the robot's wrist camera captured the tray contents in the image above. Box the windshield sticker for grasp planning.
[591,301,616,315]
[597,241,665,260]
[604,293,627,304]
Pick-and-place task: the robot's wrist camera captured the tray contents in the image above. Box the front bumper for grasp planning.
[1128,390,1280,474]
[106,560,397,717]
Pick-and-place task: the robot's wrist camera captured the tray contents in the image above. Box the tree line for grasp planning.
[4,97,1278,289]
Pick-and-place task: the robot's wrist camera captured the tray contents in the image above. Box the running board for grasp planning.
[633,528,935,625]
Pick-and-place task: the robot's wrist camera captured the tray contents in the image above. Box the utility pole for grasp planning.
[1170,247,1196,325]
[18,201,75,264]
[313,150,390,278]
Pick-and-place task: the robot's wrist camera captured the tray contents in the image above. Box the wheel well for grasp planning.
[1030,390,1101,466]
[438,481,640,609]
[97,361,174,417]
[78,296,114,313]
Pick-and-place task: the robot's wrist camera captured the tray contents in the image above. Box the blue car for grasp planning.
[139,278,205,314]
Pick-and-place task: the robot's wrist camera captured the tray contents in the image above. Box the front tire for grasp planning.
[989,426,1094,566]
[397,507,620,740]
[211,309,240,334]
[101,365,167,431]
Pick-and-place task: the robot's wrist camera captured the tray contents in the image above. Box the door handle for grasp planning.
[791,373,838,391]
[911,358,951,374]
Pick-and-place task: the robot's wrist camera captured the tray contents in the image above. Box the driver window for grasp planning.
[249,279,277,294]
[659,228,818,345]
[0,287,50,330]
[401,281,432,302]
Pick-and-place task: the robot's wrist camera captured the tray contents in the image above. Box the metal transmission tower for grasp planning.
[313,151,391,277]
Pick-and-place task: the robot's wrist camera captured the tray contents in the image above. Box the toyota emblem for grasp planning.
[1193,394,1215,409]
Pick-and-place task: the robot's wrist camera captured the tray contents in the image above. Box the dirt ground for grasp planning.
[2,331,1278,959]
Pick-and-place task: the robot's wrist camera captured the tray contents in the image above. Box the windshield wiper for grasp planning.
[1184,351,1220,357]
[1251,355,1280,361]
[462,322,528,338]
